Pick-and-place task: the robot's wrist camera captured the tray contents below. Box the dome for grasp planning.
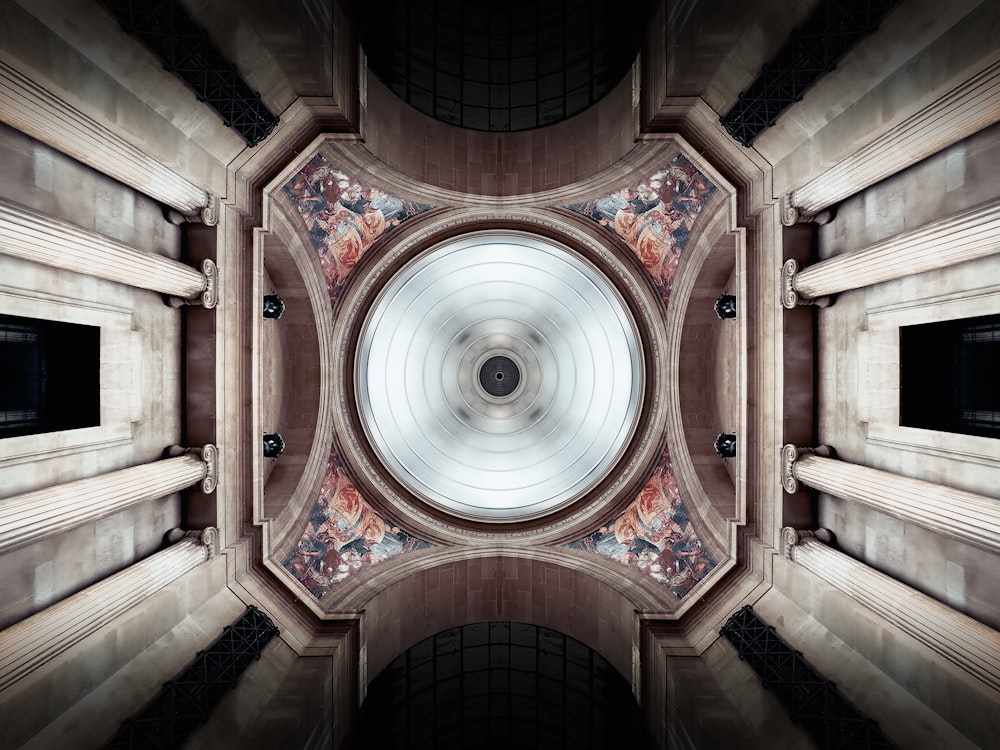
[356,231,643,521]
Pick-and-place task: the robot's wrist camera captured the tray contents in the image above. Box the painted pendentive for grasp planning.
[282,154,433,301]
[280,157,434,596]
[567,154,717,303]
[566,155,718,597]
[567,450,716,598]
[283,448,433,597]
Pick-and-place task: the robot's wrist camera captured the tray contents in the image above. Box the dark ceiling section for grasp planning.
[356,621,653,749]
[355,0,646,132]
[100,0,279,147]
[720,0,898,147]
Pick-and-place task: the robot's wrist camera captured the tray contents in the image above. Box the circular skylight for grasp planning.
[356,232,643,521]
[355,0,646,131]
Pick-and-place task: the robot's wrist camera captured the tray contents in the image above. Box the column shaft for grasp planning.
[0,446,217,554]
[0,60,217,224]
[783,198,1000,306]
[785,532,1000,692]
[0,529,217,693]
[0,199,218,306]
[782,446,1000,553]
[782,59,1000,224]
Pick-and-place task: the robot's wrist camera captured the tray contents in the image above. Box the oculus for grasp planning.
[356,232,643,522]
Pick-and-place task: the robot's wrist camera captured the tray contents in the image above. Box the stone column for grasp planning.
[782,198,1000,307]
[0,445,217,555]
[781,528,1000,692]
[781,59,1000,225]
[782,445,1000,554]
[0,199,218,307]
[0,59,218,224]
[0,527,218,693]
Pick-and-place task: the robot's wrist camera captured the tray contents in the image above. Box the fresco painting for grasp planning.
[567,154,717,302]
[283,448,432,598]
[282,154,433,301]
[567,450,716,599]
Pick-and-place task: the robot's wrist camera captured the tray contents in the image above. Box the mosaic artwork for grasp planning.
[567,154,717,302]
[283,448,432,598]
[282,154,433,301]
[567,450,716,599]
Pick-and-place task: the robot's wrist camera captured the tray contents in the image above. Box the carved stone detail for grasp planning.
[781,443,801,494]
[200,443,219,494]
[781,526,834,560]
[781,259,800,309]
[779,191,804,226]
[195,526,220,559]
[200,259,219,309]
[198,191,220,226]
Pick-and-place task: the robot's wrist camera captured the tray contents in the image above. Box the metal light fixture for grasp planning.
[263,293,285,319]
[714,432,737,458]
[715,293,737,320]
[263,432,285,458]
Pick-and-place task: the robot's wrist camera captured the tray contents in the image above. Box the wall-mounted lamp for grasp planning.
[263,293,285,320]
[263,432,285,458]
[714,293,737,320]
[714,432,737,459]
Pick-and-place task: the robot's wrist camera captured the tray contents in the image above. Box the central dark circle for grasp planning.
[480,355,520,397]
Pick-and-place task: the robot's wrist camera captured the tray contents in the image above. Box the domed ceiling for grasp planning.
[260,134,739,608]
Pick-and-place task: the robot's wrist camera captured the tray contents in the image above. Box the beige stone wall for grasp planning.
[0,124,189,627]
[814,122,1000,631]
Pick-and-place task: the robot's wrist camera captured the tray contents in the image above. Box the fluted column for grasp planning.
[781,528,1000,692]
[782,445,1000,554]
[0,445,217,555]
[781,59,1000,225]
[0,199,218,307]
[782,198,1000,307]
[0,59,218,224]
[0,527,218,693]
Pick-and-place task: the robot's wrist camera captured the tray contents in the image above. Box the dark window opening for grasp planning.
[900,314,1000,438]
[354,0,648,132]
[0,314,100,438]
[354,621,653,749]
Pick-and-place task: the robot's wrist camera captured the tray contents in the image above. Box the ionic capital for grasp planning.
[781,444,835,493]
[781,526,835,559]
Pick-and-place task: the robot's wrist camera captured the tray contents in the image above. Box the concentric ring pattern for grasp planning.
[357,233,643,521]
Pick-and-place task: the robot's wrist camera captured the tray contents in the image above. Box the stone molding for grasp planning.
[782,58,1000,225]
[0,529,214,693]
[0,199,218,305]
[0,58,216,223]
[0,450,216,555]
